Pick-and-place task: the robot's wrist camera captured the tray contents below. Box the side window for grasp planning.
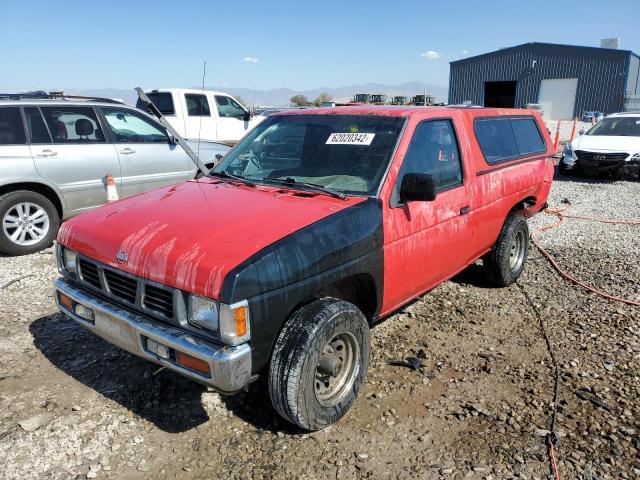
[511,118,545,155]
[101,108,168,143]
[474,117,545,164]
[40,107,105,143]
[185,94,211,116]
[215,96,246,119]
[474,118,518,163]
[136,92,175,115]
[24,107,52,144]
[0,107,26,145]
[395,119,463,199]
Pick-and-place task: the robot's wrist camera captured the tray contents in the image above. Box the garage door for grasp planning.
[538,78,578,120]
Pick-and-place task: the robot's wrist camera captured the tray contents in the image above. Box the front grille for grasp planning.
[78,259,101,288]
[75,256,176,321]
[104,269,138,304]
[143,284,174,319]
[575,150,628,166]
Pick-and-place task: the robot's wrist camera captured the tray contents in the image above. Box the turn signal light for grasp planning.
[58,292,74,310]
[235,306,247,337]
[175,351,211,376]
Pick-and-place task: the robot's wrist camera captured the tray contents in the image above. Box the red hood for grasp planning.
[58,179,364,299]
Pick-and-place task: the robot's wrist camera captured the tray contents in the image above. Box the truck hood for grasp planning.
[58,179,364,299]
[571,134,640,155]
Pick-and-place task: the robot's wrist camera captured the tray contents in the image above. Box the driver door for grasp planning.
[99,107,192,197]
[382,118,478,312]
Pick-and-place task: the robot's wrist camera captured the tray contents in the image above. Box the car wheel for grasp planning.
[483,214,529,287]
[0,190,59,255]
[268,298,370,431]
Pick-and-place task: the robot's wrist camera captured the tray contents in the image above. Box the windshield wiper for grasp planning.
[263,176,347,200]
[208,170,256,187]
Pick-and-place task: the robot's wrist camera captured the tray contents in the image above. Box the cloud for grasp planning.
[243,57,260,63]
[420,50,442,60]
[460,50,469,55]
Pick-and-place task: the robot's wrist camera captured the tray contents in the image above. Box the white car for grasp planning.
[0,93,229,255]
[560,112,640,179]
[136,88,265,145]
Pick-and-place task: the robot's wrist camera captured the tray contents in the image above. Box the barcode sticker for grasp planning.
[326,132,375,145]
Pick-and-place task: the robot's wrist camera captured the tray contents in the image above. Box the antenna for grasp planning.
[197,61,207,160]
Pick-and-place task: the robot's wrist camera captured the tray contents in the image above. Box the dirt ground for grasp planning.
[0,174,638,480]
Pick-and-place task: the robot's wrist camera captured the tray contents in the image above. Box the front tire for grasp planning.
[483,214,529,287]
[0,190,59,255]
[268,298,370,431]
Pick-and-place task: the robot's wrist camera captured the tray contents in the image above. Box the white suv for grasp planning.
[560,112,640,179]
[0,93,229,255]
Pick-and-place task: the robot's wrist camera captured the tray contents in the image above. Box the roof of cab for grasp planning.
[273,105,543,118]
[147,88,232,97]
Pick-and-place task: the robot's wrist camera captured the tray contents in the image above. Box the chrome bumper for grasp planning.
[53,277,252,393]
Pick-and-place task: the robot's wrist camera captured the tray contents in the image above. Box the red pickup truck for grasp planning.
[54,106,554,430]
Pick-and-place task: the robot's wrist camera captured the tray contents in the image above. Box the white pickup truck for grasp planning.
[136,88,265,145]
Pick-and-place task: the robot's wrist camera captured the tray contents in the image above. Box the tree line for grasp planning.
[290,92,333,107]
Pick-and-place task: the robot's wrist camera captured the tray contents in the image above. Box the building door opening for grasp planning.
[484,81,517,108]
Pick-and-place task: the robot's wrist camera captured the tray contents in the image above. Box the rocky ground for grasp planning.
[0,173,638,480]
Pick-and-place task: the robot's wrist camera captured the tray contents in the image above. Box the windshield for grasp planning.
[586,117,640,137]
[213,114,405,195]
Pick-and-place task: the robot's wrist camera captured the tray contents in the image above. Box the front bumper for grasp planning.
[54,277,252,393]
[561,154,640,174]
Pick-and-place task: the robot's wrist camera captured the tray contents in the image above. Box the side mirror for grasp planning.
[243,111,251,122]
[167,134,177,145]
[578,128,585,136]
[400,173,437,203]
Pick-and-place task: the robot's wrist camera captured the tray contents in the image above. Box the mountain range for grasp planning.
[64,81,448,107]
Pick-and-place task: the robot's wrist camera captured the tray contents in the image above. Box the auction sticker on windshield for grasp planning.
[326,133,375,145]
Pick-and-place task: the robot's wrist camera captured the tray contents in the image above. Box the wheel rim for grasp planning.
[509,230,526,272]
[314,332,360,407]
[2,202,50,246]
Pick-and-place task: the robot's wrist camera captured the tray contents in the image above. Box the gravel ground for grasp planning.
[1,174,639,479]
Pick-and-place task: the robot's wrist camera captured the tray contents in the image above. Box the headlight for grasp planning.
[188,295,250,345]
[188,295,219,331]
[63,248,78,273]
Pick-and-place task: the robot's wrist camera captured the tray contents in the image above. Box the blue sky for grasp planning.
[2,0,639,92]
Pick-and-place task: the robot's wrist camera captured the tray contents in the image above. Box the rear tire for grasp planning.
[0,190,59,255]
[268,298,370,431]
[483,214,529,287]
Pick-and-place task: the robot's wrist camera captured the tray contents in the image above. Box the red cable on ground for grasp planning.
[531,206,640,307]
[547,434,561,480]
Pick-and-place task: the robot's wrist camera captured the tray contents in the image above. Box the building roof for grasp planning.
[450,42,640,65]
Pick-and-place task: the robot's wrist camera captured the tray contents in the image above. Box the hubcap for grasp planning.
[314,332,360,407]
[509,230,526,272]
[2,202,50,246]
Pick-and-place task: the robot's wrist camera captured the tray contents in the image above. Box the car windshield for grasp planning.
[213,114,405,195]
[586,117,640,136]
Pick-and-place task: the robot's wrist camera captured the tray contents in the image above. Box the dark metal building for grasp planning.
[448,42,640,119]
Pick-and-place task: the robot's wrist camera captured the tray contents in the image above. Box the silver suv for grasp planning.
[0,93,229,255]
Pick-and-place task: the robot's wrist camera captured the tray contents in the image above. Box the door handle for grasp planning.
[119,148,135,155]
[460,206,470,215]
[35,149,57,157]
